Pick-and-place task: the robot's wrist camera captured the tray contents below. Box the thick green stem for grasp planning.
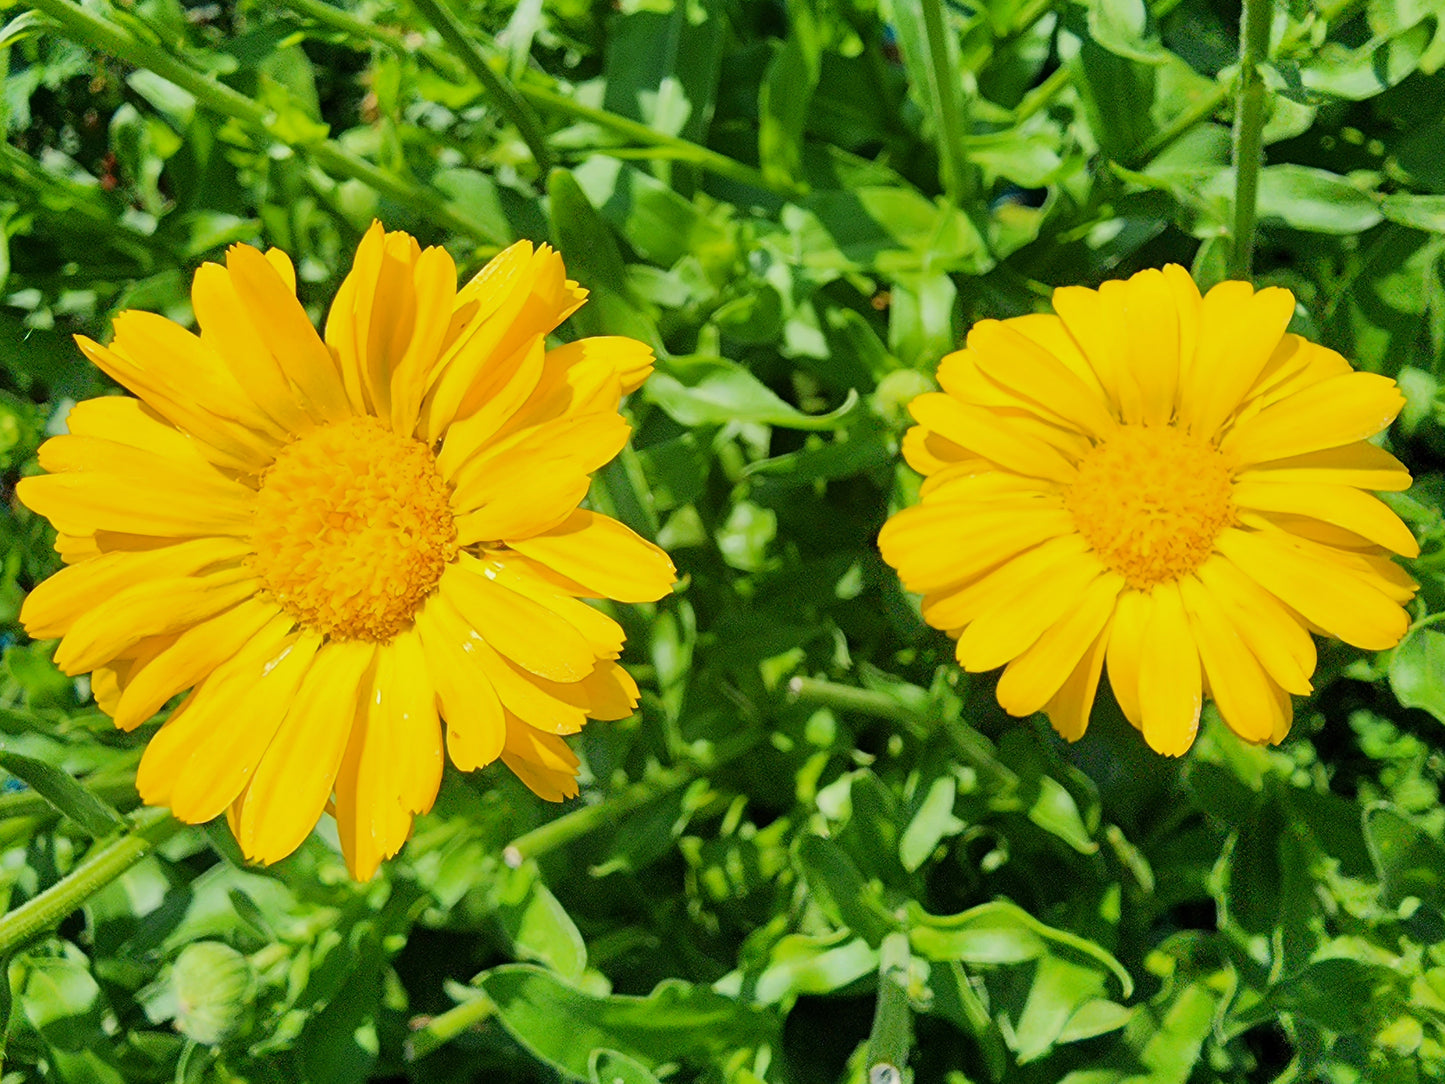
[28,0,505,244]
[1229,0,1273,279]
[405,0,552,173]
[918,0,974,208]
[0,806,181,956]
[866,931,913,1079]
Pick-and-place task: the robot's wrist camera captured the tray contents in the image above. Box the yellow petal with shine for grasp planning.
[414,596,506,771]
[65,396,219,465]
[922,533,1093,631]
[235,640,375,864]
[22,536,249,639]
[139,628,320,821]
[225,243,351,423]
[1120,269,1180,427]
[333,631,444,879]
[509,510,676,603]
[469,552,625,659]
[17,472,254,539]
[576,660,641,721]
[878,503,1073,596]
[1043,624,1112,742]
[435,337,546,477]
[469,639,589,736]
[112,598,282,731]
[54,566,258,675]
[1222,372,1405,465]
[1233,480,1418,556]
[1215,527,1408,650]
[438,563,597,682]
[996,571,1123,718]
[1138,583,1202,757]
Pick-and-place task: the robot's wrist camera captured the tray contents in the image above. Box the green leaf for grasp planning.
[750,933,878,1005]
[0,750,126,837]
[1254,165,1384,233]
[18,949,107,1051]
[759,1,822,190]
[590,1049,662,1084]
[474,965,780,1079]
[899,774,960,872]
[645,355,858,430]
[494,861,588,981]
[1087,0,1169,63]
[794,834,900,946]
[1388,622,1445,724]
[1364,803,1445,908]
[1381,194,1445,233]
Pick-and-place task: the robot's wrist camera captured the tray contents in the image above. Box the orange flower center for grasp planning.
[1065,424,1235,589]
[251,417,457,641]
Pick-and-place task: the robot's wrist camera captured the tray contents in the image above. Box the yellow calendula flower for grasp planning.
[879,266,1418,756]
[18,223,676,878]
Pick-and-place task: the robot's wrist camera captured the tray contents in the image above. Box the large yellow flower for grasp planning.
[879,266,1418,755]
[18,223,676,878]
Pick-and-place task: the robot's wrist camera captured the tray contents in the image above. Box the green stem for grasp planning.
[0,806,181,956]
[1126,85,1229,168]
[504,734,757,863]
[788,676,927,734]
[866,931,913,1079]
[406,992,496,1060]
[1229,0,1273,279]
[918,0,974,208]
[28,0,504,244]
[405,0,552,173]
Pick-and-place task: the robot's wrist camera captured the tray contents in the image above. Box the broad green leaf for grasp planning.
[899,775,960,872]
[750,933,878,1004]
[1388,622,1445,724]
[474,965,780,1079]
[645,355,858,430]
[1381,194,1445,233]
[0,750,125,837]
[19,949,106,1051]
[1364,803,1445,908]
[1087,0,1169,63]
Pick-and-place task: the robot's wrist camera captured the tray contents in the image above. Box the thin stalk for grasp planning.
[788,676,927,735]
[503,733,758,863]
[1126,84,1230,168]
[1229,0,1274,279]
[918,0,974,208]
[0,806,181,956]
[865,931,913,1081]
[406,0,552,173]
[406,992,496,1061]
[287,0,790,195]
[28,0,504,244]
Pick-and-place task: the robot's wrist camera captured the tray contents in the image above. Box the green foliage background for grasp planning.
[1,0,1445,1080]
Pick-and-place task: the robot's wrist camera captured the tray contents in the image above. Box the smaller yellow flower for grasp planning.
[879,266,1417,755]
[18,223,676,878]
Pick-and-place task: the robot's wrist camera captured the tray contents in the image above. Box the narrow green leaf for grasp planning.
[0,750,126,838]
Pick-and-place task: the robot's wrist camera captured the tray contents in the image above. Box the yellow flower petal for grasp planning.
[1215,526,1409,650]
[509,510,676,603]
[921,533,1093,631]
[469,552,626,659]
[414,596,506,771]
[1181,282,1295,438]
[1235,442,1413,492]
[17,471,254,540]
[964,320,1117,439]
[1103,588,1149,728]
[501,718,581,802]
[1042,623,1112,742]
[995,571,1122,718]
[438,563,598,682]
[111,598,282,731]
[1233,480,1419,556]
[434,337,547,478]
[1178,575,1284,744]
[333,630,444,880]
[53,565,258,675]
[954,554,1111,673]
[1119,269,1181,427]
[1137,583,1202,757]
[139,627,319,822]
[1222,372,1405,464]
[878,503,1073,595]
[908,393,1079,483]
[1193,555,1315,696]
[234,640,375,865]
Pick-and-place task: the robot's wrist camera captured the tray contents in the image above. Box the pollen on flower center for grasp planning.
[251,416,458,642]
[1065,424,1235,589]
